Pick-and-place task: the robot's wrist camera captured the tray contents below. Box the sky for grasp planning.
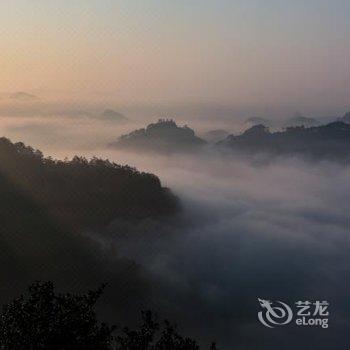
[1,0,350,108]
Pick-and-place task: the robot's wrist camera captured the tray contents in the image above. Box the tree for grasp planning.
[115,310,218,350]
[0,282,219,350]
[0,137,179,229]
[0,281,114,349]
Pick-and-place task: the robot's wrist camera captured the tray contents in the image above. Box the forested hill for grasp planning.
[0,137,179,228]
[109,119,206,153]
[0,140,152,315]
[218,121,350,161]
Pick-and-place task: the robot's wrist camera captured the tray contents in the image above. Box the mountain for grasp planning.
[283,115,320,127]
[244,115,320,130]
[0,140,157,315]
[202,129,230,143]
[99,109,128,122]
[244,117,272,127]
[9,91,38,100]
[0,137,179,228]
[109,119,206,153]
[218,121,350,161]
[340,111,350,124]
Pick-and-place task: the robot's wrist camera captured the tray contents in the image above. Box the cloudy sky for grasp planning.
[1,0,350,107]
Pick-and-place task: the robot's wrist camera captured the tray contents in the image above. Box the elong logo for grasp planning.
[258,299,293,328]
[258,298,329,329]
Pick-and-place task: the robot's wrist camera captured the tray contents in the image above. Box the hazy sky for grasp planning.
[1,0,350,107]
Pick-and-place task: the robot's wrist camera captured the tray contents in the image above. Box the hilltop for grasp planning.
[109,119,206,153]
[340,111,350,124]
[218,121,350,161]
[99,109,128,122]
[9,91,39,100]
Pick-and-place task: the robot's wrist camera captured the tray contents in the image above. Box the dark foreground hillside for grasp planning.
[0,137,179,227]
[0,137,181,339]
[219,121,350,161]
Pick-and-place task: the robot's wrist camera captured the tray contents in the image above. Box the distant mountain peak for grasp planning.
[325,120,350,130]
[341,111,350,124]
[9,91,38,100]
[284,115,319,127]
[110,119,206,153]
[100,109,128,121]
[218,121,350,161]
[244,117,272,127]
[242,124,270,137]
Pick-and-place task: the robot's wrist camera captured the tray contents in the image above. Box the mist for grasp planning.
[84,150,348,349]
[1,98,347,152]
[0,111,349,349]
[2,1,350,347]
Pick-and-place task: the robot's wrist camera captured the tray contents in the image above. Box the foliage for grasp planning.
[110,119,206,153]
[220,121,350,161]
[0,282,218,350]
[116,310,206,350]
[0,281,114,349]
[0,137,179,227]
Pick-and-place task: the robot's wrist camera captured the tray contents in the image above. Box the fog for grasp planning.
[1,113,349,349]
[3,0,350,346]
[1,99,345,151]
[89,151,350,349]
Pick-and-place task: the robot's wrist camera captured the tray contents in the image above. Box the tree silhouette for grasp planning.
[0,282,219,350]
[0,137,179,228]
[219,121,350,162]
[115,310,207,350]
[110,119,206,154]
[0,281,114,349]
